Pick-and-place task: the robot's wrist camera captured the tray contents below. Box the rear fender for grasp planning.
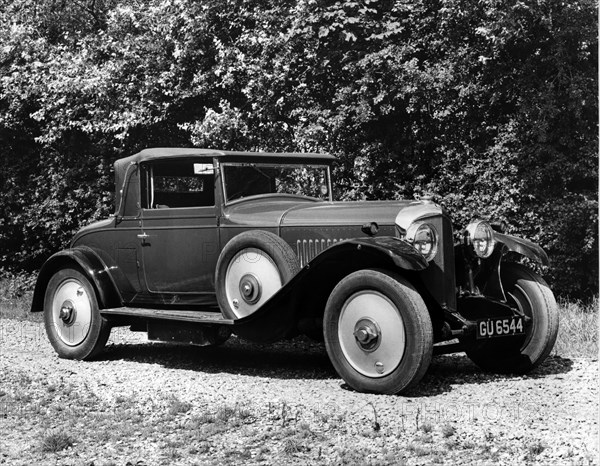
[31,247,122,312]
[233,237,427,341]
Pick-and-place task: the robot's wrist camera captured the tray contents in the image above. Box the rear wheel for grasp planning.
[465,263,559,373]
[323,269,433,395]
[215,230,299,319]
[43,268,111,360]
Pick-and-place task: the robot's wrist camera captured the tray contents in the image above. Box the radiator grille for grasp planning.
[296,238,344,267]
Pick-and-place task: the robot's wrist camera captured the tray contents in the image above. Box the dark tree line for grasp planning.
[0,0,597,298]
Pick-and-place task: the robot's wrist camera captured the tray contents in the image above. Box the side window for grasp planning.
[122,165,140,217]
[141,160,215,209]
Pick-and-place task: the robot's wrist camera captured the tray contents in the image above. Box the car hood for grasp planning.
[280,200,414,226]
[222,197,438,229]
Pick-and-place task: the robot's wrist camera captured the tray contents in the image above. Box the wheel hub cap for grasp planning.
[239,273,261,304]
[353,318,381,351]
[59,301,75,324]
[51,279,92,346]
[224,248,283,318]
[338,290,406,378]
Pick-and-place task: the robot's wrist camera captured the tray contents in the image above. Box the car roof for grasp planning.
[118,147,336,165]
[113,148,335,210]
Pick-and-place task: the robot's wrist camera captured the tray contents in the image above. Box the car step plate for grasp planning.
[101,307,234,325]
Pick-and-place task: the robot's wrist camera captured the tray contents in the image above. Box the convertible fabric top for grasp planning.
[127,147,334,162]
[113,147,335,211]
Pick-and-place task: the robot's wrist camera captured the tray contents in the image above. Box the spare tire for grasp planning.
[215,230,300,319]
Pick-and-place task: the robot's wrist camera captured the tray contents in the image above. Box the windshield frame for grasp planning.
[220,161,333,205]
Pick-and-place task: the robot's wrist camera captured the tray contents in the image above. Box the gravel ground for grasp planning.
[0,318,598,466]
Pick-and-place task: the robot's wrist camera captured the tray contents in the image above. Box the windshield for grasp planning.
[222,163,331,203]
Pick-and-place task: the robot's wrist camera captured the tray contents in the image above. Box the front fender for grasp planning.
[473,233,549,302]
[495,232,549,266]
[31,246,122,312]
[232,236,427,341]
[338,236,429,270]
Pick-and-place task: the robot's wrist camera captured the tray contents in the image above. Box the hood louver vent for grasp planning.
[296,238,345,267]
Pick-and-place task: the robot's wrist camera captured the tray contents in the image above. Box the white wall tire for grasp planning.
[43,268,111,360]
[324,269,433,395]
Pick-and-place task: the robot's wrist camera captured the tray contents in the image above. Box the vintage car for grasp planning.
[31,148,559,394]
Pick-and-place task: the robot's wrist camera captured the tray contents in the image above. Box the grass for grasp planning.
[553,297,598,358]
[406,442,430,457]
[0,286,36,321]
[440,424,456,438]
[189,403,255,437]
[282,437,303,454]
[167,396,192,416]
[419,422,433,433]
[215,405,236,422]
[41,431,74,452]
[527,439,546,457]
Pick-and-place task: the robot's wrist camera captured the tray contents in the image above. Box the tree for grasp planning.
[0,0,596,298]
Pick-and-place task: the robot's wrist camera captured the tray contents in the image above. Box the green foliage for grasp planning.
[0,0,596,298]
[41,430,74,452]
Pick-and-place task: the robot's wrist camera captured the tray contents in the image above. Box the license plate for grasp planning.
[476,316,525,339]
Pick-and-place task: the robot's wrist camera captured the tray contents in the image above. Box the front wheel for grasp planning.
[43,268,111,360]
[465,263,559,373]
[323,269,433,395]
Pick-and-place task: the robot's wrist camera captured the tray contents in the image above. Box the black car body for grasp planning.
[32,148,559,394]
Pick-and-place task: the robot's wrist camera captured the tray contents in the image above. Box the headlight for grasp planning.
[466,220,495,258]
[406,223,438,261]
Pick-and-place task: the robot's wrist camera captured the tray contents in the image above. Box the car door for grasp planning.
[113,162,144,300]
[138,158,220,294]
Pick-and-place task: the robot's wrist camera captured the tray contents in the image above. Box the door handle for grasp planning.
[137,233,149,239]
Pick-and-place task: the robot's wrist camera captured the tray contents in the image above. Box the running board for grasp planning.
[433,342,464,355]
[100,307,234,325]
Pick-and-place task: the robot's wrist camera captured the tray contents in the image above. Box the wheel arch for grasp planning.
[215,229,299,320]
[290,239,429,320]
[474,234,549,302]
[31,247,122,313]
[495,232,549,266]
[232,238,429,341]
